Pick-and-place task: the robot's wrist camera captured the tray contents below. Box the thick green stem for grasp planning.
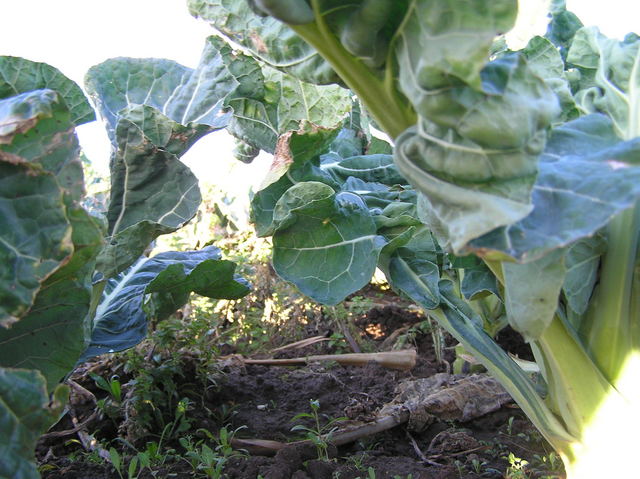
[582,203,640,383]
[536,316,612,440]
[291,11,415,139]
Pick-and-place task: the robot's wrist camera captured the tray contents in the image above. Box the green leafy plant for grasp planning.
[90,372,123,403]
[291,399,347,461]
[179,426,246,479]
[184,1,640,477]
[109,447,144,479]
[504,452,531,479]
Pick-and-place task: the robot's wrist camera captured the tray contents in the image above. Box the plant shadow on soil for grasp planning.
[36,286,564,479]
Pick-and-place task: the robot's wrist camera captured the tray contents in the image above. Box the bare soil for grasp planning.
[36,293,563,479]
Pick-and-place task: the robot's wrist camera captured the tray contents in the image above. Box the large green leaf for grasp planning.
[0,163,70,326]
[84,43,237,141]
[188,0,339,84]
[0,56,94,125]
[0,275,92,389]
[251,124,339,235]
[0,91,79,326]
[545,0,583,60]
[567,27,640,140]
[271,181,386,304]
[378,226,441,310]
[86,42,246,276]
[395,0,517,95]
[81,246,249,361]
[469,114,640,260]
[503,249,567,340]
[209,36,351,159]
[145,257,250,321]
[0,198,103,389]
[0,89,86,201]
[95,105,208,277]
[0,67,102,391]
[562,234,606,317]
[520,36,579,123]
[252,122,411,236]
[322,153,406,186]
[394,53,560,253]
[450,255,500,301]
[0,368,68,479]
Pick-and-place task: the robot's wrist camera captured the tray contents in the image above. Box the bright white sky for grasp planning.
[0,0,638,187]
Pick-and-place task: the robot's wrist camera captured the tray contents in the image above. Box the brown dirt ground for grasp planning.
[36,297,563,479]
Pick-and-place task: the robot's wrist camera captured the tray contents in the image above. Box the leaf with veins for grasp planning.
[96,105,207,277]
[271,182,386,305]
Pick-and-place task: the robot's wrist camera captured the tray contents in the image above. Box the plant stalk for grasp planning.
[535,316,614,465]
[582,203,640,384]
[291,8,415,139]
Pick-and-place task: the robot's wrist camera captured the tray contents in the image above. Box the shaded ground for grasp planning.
[36,290,564,479]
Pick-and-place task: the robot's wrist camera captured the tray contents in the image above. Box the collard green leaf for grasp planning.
[567,27,640,140]
[188,0,339,84]
[450,255,500,300]
[252,121,410,236]
[386,1,559,253]
[321,153,405,186]
[0,90,86,201]
[0,195,102,389]
[0,274,92,389]
[0,56,94,126]
[469,114,640,261]
[520,36,579,122]
[0,90,58,142]
[96,105,207,277]
[503,249,566,340]
[251,125,339,236]
[0,368,68,479]
[107,106,206,234]
[86,42,247,277]
[562,234,607,316]
[545,0,583,59]
[394,53,559,253]
[248,0,314,25]
[271,182,385,305]
[145,259,250,320]
[81,246,248,361]
[0,156,72,326]
[395,0,517,96]
[85,43,237,141]
[378,226,441,310]
[209,36,351,157]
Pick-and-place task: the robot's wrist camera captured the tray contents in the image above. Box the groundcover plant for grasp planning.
[1,1,639,478]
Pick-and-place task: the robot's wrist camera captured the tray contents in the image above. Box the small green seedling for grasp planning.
[109,447,142,479]
[91,373,122,403]
[291,399,347,461]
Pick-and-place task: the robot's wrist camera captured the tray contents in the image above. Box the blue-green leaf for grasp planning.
[469,115,640,260]
[81,246,248,361]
